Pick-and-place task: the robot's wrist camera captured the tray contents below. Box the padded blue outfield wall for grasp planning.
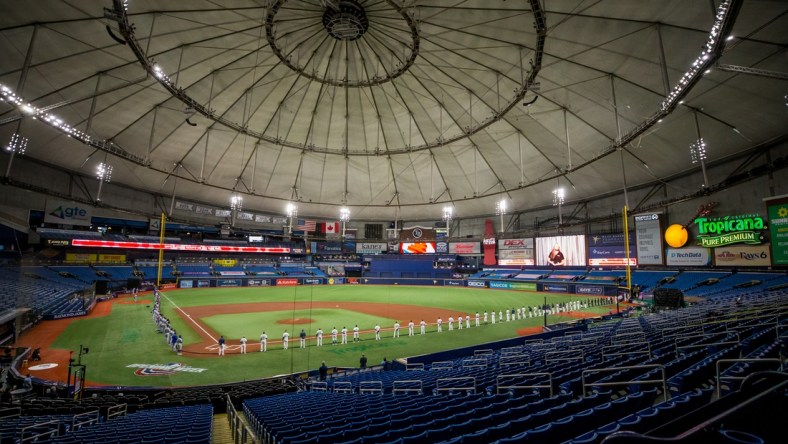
[173,276,618,296]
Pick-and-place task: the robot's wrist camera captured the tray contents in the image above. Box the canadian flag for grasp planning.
[323,221,340,234]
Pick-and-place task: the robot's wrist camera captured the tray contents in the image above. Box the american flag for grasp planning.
[296,219,316,232]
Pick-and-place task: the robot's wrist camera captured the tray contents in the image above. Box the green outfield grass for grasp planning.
[50,285,615,387]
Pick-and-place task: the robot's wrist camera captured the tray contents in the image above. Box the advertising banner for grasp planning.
[497,238,535,266]
[635,213,663,265]
[327,278,345,285]
[312,242,343,253]
[449,242,481,254]
[248,279,272,287]
[765,197,788,266]
[483,219,497,266]
[98,254,126,263]
[174,201,194,211]
[489,281,537,291]
[215,210,231,218]
[303,278,323,285]
[576,285,604,295]
[276,278,299,286]
[666,247,711,266]
[356,242,388,254]
[693,214,767,247]
[44,199,93,226]
[197,280,211,288]
[588,233,636,266]
[543,284,569,293]
[213,259,238,267]
[435,242,449,254]
[46,239,71,247]
[444,279,465,287]
[400,242,436,254]
[65,253,97,263]
[467,280,487,288]
[217,279,241,287]
[179,280,194,289]
[713,244,772,267]
[195,206,214,215]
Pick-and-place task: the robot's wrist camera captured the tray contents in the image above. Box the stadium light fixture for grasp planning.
[95,162,113,202]
[286,203,298,234]
[496,199,507,233]
[339,207,350,237]
[230,194,243,211]
[660,0,734,112]
[442,206,453,239]
[553,187,565,225]
[4,133,28,178]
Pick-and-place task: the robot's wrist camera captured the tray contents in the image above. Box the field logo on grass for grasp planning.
[128,363,207,376]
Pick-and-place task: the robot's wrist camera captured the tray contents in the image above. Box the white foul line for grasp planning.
[162,292,217,343]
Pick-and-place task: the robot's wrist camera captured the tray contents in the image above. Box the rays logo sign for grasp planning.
[128,363,207,376]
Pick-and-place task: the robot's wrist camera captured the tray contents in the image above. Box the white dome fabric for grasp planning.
[0,0,785,220]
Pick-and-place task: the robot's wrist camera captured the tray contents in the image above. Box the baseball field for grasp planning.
[23,285,616,387]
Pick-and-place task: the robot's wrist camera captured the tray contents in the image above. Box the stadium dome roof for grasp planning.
[0,0,786,221]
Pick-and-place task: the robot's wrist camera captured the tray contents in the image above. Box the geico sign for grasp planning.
[467,281,486,288]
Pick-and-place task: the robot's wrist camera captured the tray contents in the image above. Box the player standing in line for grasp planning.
[393,321,400,338]
[484,311,489,324]
[408,320,415,336]
[465,315,471,329]
[299,329,307,348]
[331,327,338,345]
[437,317,443,332]
[218,336,226,356]
[499,310,503,322]
[176,335,183,355]
[420,319,426,335]
[240,336,248,354]
[448,316,454,331]
[457,315,463,330]
[170,331,178,352]
[353,325,360,342]
[475,312,480,327]
[516,307,522,320]
[260,331,268,352]
[316,328,324,347]
[505,309,511,322]
[282,330,289,350]
[374,324,381,340]
[492,311,496,324]
[341,326,348,344]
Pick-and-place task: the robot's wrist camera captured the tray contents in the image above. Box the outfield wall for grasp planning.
[175,276,618,296]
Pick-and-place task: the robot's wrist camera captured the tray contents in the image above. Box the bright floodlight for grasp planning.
[96,162,113,182]
[230,194,243,211]
[442,206,453,221]
[495,199,507,215]
[286,203,298,217]
[690,138,707,164]
[340,207,350,221]
[553,187,565,206]
[6,133,27,154]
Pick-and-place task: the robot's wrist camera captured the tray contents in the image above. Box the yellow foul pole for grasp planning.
[622,206,632,295]
[156,212,166,287]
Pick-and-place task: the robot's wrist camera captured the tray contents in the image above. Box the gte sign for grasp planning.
[44,199,93,226]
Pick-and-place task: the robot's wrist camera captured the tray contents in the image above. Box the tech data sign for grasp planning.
[44,199,93,226]
[693,214,767,248]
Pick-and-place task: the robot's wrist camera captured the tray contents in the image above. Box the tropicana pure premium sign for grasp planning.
[693,214,767,247]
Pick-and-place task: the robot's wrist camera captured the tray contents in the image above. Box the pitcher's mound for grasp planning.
[276,318,314,325]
